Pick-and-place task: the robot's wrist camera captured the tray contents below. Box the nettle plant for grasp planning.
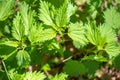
[0,0,120,80]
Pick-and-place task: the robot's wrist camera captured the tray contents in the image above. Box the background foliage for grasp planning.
[0,0,120,80]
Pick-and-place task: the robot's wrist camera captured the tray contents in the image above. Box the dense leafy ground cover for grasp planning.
[0,0,120,80]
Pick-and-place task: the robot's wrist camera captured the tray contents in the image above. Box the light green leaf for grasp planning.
[67,2,77,22]
[105,42,120,58]
[16,50,31,67]
[86,23,106,50]
[0,0,15,21]
[99,24,116,43]
[68,23,88,47]
[41,64,51,72]
[39,1,54,26]
[29,24,56,43]
[104,7,120,29]
[1,41,19,47]
[38,28,56,42]
[50,73,68,80]
[39,0,76,33]
[55,1,67,28]
[64,60,86,76]
[24,71,46,80]
[9,69,23,80]
[55,0,76,28]
[12,13,25,41]
[82,55,108,62]
[19,2,36,35]
[9,70,46,80]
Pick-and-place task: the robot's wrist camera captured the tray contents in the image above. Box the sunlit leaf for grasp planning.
[105,42,120,58]
[39,1,54,26]
[99,24,116,43]
[28,24,56,43]
[24,71,46,80]
[12,13,25,41]
[104,7,120,29]
[68,23,88,47]
[82,55,108,62]
[19,2,36,35]
[0,0,15,21]
[86,23,106,50]
[1,41,19,47]
[50,73,68,80]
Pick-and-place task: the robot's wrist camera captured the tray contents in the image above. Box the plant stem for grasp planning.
[3,49,18,60]
[2,60,11,80]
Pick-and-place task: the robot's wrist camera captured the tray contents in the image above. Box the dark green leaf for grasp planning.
[114,54,120,70]
[64,60,86,76]
[83,60,99,75]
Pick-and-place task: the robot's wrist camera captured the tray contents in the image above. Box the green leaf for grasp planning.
[24,71,46,80]
[12,13,25,41]
[104,7,120,29]
[16,50,31,67]
[68,23,88,47]
[0,0,15,21]
[39,0,76,33]
[99,24,116,43]
[9,69,23,80]
[51,41,64,56]
[12,2,36,41]
[82,55,108,62]
[50,73,68,80]
[19,2,36,36]
[29,24,56,43]
[64,60,86,76]
[86,23,106,50]
[39,1,54,26]
[114,54,120,70]
[83,60,99,75]
[67,2,77,22]
[105,42,120,58]
[55,1,67,27]
[41,64,51,72]
[55,0,76,28]
[9,70,46,80]
[36,28,56,42]
[1,41,19,47]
